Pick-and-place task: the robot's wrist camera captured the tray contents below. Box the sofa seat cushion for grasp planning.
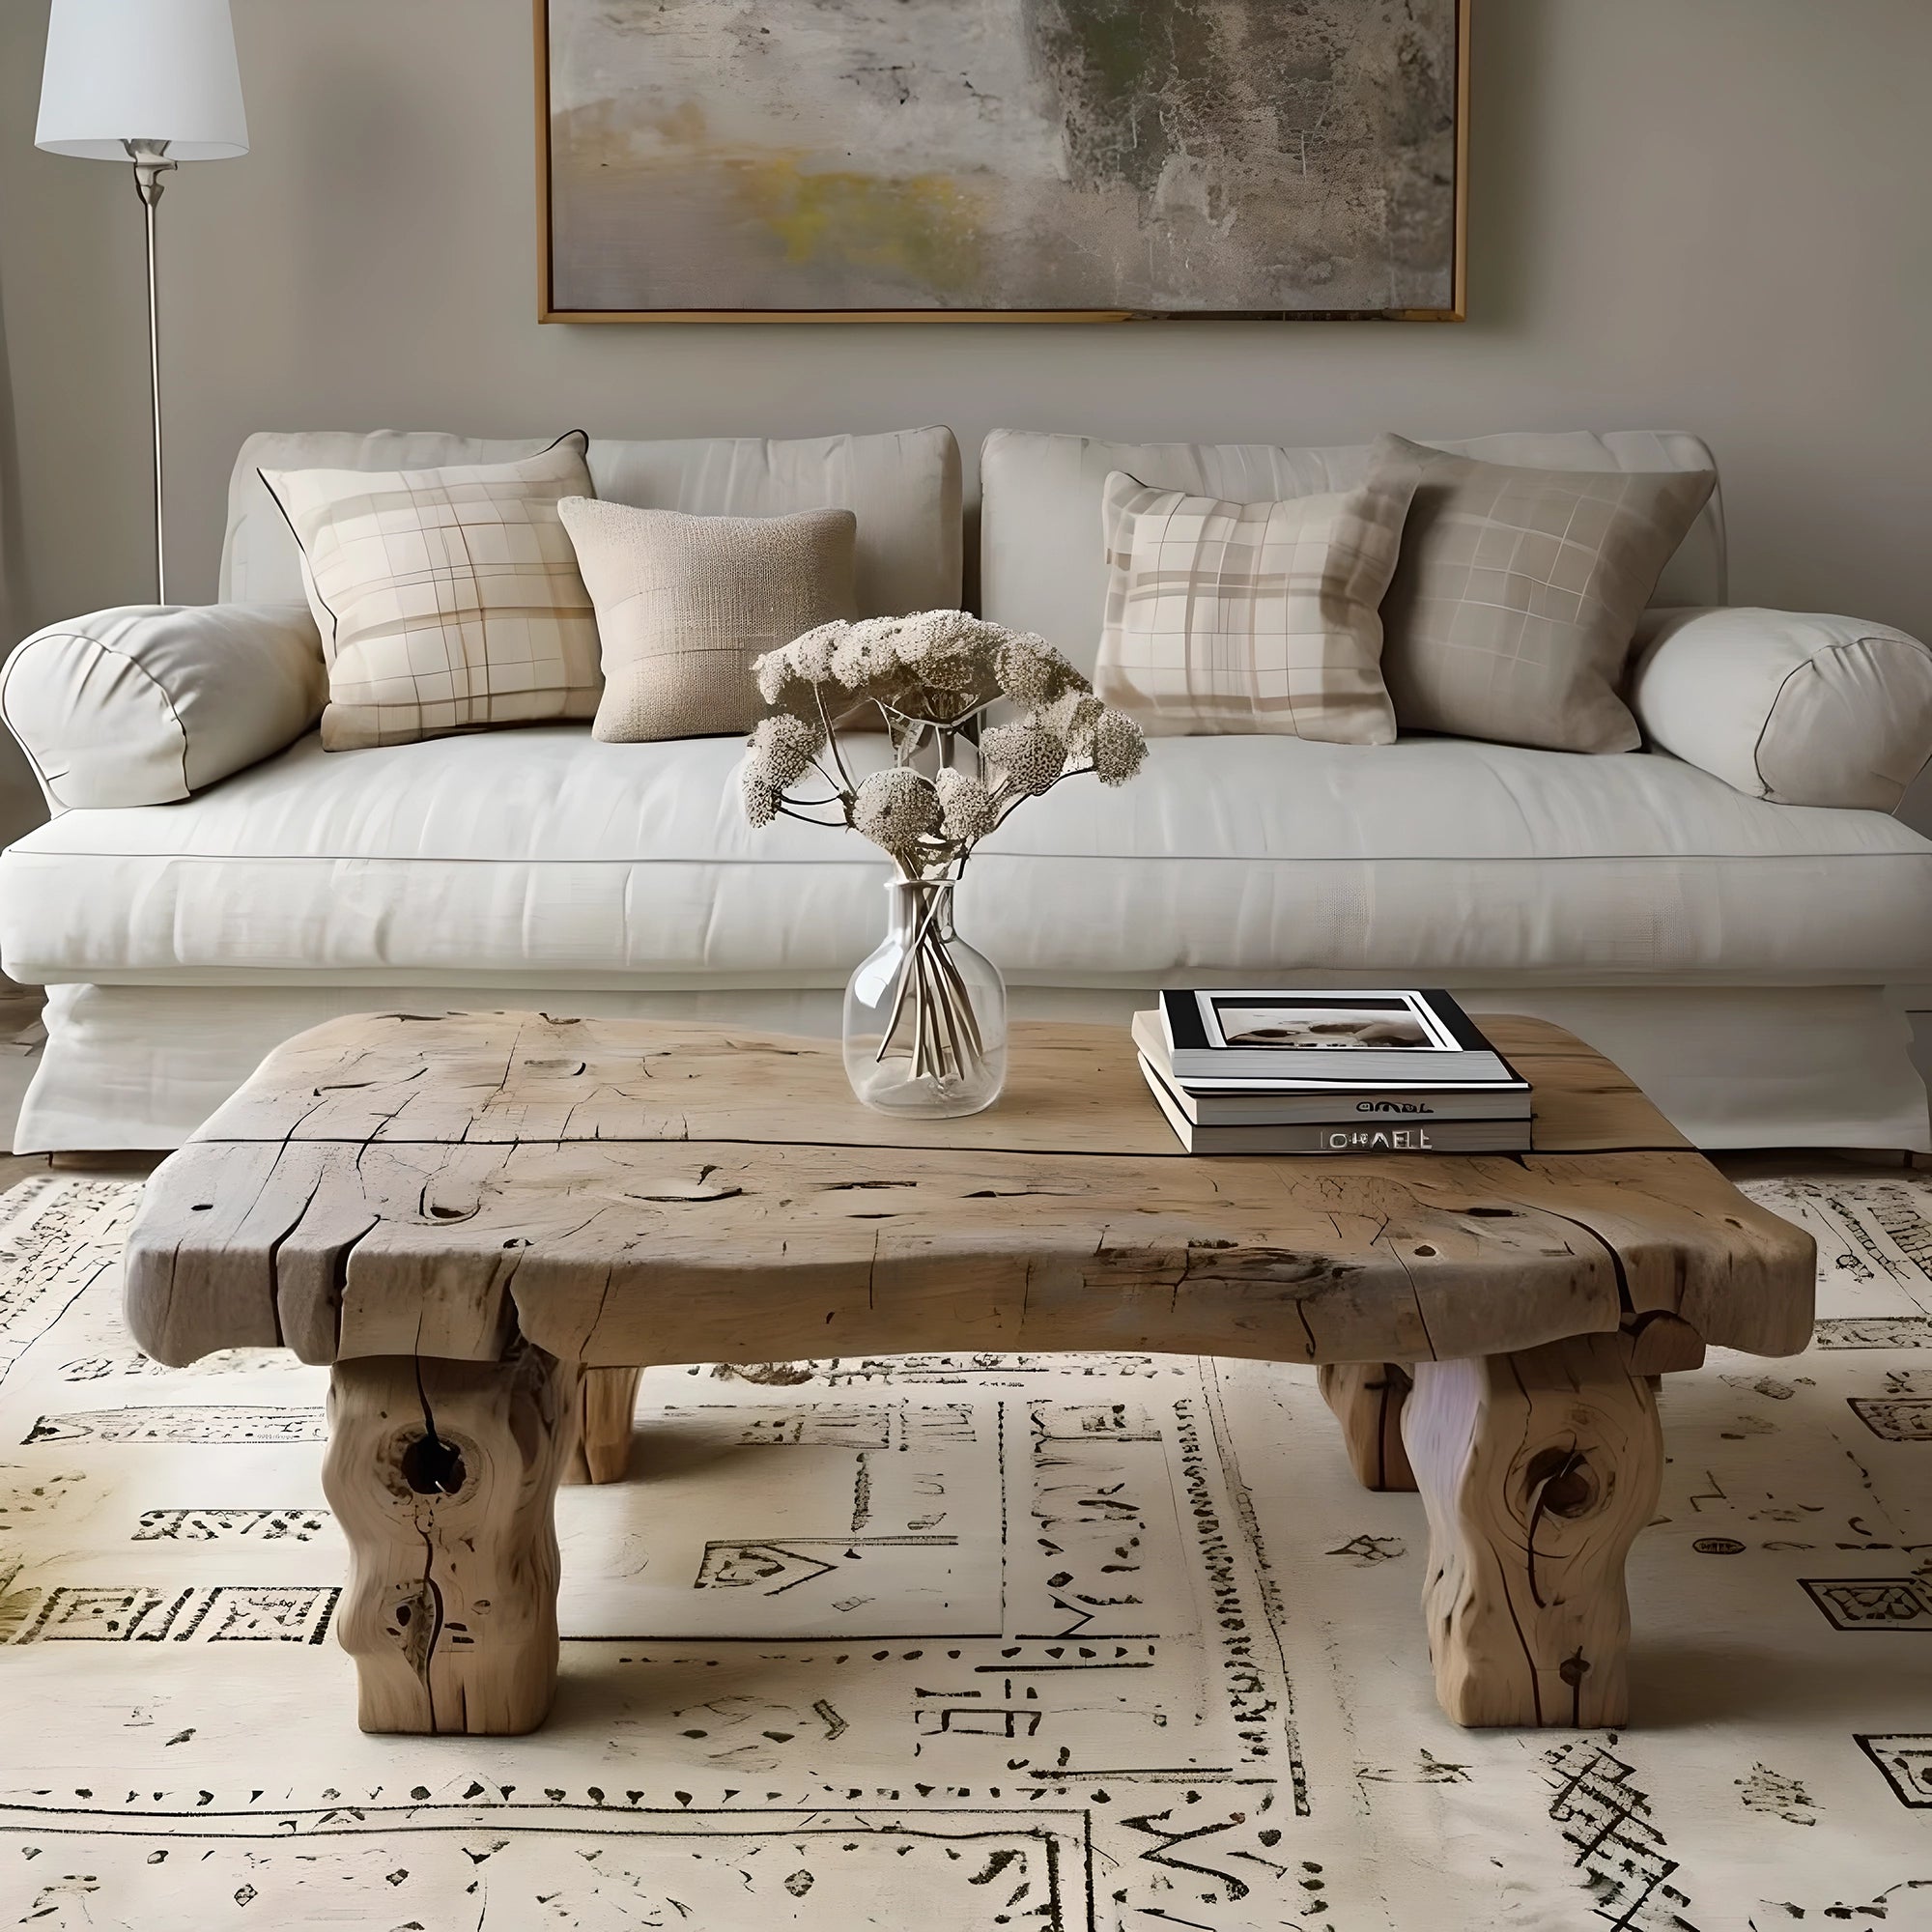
[1,728,1927,988]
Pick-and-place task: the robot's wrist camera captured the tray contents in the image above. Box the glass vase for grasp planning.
[843,875,1007,1117]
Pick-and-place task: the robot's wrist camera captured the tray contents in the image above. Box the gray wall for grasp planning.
[1,1,1929,679]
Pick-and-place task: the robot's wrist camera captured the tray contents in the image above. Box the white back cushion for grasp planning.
[980,429,1726,676]
[224,427,963,621]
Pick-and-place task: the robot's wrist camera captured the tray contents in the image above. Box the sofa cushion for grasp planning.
[262,436,603,751]
[225,428,962,624]
[1631,607,1932,810]
[1376,436,1716,754]
[0,603,325,810]
[559,497,858,744]
[981,429,1726,679]
[2,729,1926,990]
[1094,455,1416,743]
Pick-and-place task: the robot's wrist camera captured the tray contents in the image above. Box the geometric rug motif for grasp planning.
[0,1170,1928,1928]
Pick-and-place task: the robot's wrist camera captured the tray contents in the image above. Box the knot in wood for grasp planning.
[1523,1445,1600,1520]
[400,1430,469,1498]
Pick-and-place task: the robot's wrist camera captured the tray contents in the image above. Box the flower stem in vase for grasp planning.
[848,874,1007,1117]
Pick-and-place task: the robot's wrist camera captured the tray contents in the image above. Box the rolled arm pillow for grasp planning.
[0,603,326,810]
[1629,606,1932,810]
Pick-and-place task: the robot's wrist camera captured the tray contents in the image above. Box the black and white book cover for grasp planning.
[1129,1013,1531,1122]
[1155,988,1524,1088]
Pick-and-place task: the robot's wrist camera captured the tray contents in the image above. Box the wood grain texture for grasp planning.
[322,1341,582,1735]
[124,1014,1813,1372]
[567,1365,643,1485]
[1319,1362,1416,1491]
[181,1011,1687,1155]
[1625,1311,1707,1375]
[1404,1332,1662,1727]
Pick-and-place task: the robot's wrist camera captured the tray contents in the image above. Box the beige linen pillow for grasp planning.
[559,497,858,743]
[1377,433,1716,753]
[261,432,598,751]
[1094,445,1419,740]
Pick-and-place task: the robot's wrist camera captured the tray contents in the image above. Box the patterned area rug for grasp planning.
[0,1170,1927,1929]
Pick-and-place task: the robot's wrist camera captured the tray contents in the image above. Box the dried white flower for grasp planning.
[747,712,823,789]
[994,636,1077,706]
[851,767,940,854]
[742,765,782,828]
[884,609,974,666]
[1042,690,1105,753]
[743,611,1140,851]
[921,653,983,692]
[783,621,845,684]
[830,618,900,688]
[934,766,998,843]
[753,654,790,705]
[1091,709,1147,787]
[982,723,1066,796]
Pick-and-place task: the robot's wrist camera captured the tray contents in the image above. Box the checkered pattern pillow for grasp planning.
[1377,434,1718,753]
[261,434,599,750]
[1094,445,1420,741]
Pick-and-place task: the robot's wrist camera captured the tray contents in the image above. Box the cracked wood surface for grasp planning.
[174,1011,1687,1154]
[1406,1330,1663,1726]
[323,1339,580,1735]
[125,1013,1814,1372]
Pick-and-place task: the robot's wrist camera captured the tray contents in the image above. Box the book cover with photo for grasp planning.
[1129,1012,1531,1125]
[1156,989,1527,1088]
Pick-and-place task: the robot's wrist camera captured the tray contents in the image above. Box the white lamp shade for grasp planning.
[37,0,247,162]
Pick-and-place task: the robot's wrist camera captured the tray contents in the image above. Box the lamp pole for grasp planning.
[127,138,177,604]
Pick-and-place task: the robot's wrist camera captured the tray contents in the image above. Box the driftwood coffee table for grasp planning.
[125,1012,1813,1736]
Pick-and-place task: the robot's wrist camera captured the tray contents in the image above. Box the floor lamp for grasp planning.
[35,0,248,606]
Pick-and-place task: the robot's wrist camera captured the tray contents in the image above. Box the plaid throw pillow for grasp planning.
[1377,434,1717,753]
[1094,441,1420,741]
[261,433,600,751]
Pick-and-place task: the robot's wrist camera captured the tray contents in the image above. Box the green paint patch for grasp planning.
[1033,0,1225,193]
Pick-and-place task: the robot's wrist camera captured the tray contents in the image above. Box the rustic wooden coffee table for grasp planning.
[125,1011,1813,1737]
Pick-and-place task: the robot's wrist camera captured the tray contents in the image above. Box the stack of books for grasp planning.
[1135,989,1532,1154]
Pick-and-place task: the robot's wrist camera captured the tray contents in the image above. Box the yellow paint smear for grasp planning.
[731,156,983,294]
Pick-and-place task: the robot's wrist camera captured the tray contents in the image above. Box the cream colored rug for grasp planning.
[0,1170,1927,1929]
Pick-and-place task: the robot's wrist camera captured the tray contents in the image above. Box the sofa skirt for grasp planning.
[15,979,1929,1155]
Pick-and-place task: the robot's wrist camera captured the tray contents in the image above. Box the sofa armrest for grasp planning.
[1629,606,1932,810]
[0,603,325,810]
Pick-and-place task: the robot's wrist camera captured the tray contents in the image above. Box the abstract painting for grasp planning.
[538,0,1466,320]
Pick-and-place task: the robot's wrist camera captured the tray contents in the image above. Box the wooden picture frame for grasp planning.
[536,0,1468,325]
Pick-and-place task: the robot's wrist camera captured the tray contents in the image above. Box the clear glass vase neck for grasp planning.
[885,873,957,944]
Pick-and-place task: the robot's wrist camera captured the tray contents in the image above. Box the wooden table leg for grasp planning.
[1402,1331,1662,1728]
[1318,1362,1417,1491]
[565,1366,644,1486]
[322,1338,582,1736]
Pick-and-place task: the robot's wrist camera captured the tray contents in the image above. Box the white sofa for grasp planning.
[4,424,1930,1153]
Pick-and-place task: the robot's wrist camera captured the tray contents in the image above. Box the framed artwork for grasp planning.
[536,0,1467,323]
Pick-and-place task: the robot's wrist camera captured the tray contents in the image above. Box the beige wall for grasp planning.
[1,1,1928,696]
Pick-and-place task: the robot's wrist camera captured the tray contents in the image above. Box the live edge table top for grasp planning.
[124,1011,1816,1378]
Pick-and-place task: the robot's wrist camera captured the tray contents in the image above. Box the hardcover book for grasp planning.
[1156,988,1522,1087]
[1129,1013,1531,1125]
[1138,1055,1533,1155]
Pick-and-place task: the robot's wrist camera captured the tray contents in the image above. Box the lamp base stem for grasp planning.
[126,139,175,607]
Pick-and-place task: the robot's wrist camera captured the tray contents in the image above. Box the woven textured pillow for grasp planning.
[261,433,598,751]
[1094,446,1419,741]
[1377,434,1717,753]
[558,497,858,743]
